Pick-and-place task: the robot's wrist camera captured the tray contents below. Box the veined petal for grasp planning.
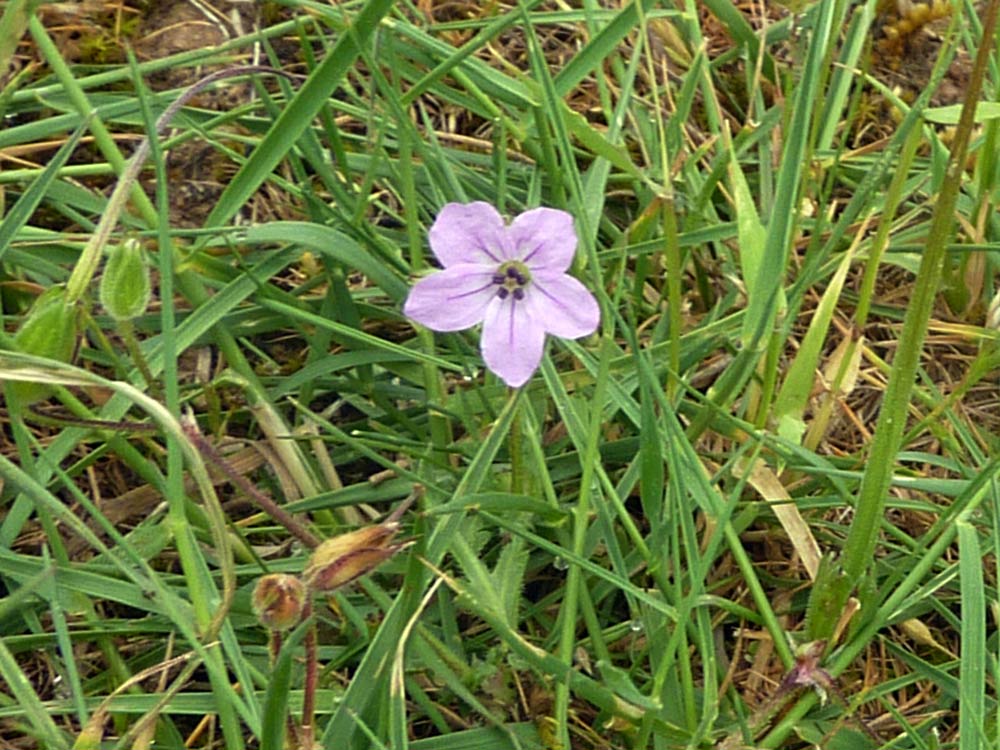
[429,202,507,267]
[527,272,600,339]
[508,207,577,273]
[404,264,497,331]
[481,296,546,387]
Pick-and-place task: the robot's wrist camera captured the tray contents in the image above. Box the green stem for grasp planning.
[301,600,318,750]
[508,392,525,495]
[118,319,158,395]
[553,337,613,746]
[854,124,924,329]
[663,197,683,401]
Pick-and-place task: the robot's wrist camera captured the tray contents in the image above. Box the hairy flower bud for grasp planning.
[303,522,410,593]
[252,574,306,631]
[9,286,80,404]
[100,238,151,322]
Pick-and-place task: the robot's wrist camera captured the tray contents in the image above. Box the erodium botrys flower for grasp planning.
[404,202,600,387]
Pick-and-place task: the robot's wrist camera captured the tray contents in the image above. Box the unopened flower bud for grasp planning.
[100,238,151,322]
[252,574,306,631]
[303,522,410,593]
[10,286,80,404]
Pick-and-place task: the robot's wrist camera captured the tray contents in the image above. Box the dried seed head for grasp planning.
[252,574,306,631]
[303,523,410,593]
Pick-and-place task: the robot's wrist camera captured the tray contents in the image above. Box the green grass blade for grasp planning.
[0,120,88,263]
[957,519,986,750]
[243,221,408,300]
[0,636,67,748]
[260,620,311,750]
[201,0,398,233]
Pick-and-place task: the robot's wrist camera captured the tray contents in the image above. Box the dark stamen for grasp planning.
[513,288,525,301]
[506,266,520,279]
[497,287,510,299]
[492,273,505,284]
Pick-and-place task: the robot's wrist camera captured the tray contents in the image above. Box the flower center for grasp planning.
[492,261,531,301]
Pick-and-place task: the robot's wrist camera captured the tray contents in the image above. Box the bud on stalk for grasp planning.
[9,287,80,405]
[252,574,306,631]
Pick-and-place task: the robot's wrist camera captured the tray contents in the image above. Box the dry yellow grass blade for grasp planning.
[804,332,865,452]
[736,459,822,580]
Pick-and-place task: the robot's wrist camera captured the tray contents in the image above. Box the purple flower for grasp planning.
[404,202,600,387]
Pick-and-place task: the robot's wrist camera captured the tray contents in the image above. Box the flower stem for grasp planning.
[269,631,283,667]
[554,337,613,747]
[508,389,525,495]
[118,319,158,397]
[301,600,318,750]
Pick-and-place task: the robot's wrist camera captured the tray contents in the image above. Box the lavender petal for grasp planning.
[507,207,577,273]
[527,272,600,339]
[480,296,546,387]
[403,264,497,331]
[428,202,507,267]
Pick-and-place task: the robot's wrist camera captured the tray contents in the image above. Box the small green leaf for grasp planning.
[771,247,855,436]
[595,660,662,711]
[424,492,569,522]
[924,101,1000,124]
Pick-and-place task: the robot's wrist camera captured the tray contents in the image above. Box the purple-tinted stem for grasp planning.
[269,630,283,664]
[181,419,321,549]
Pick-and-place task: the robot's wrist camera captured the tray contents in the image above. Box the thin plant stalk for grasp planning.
[117,318,158,394]
[553,337,613,747]
[508,393,526,495]
[181,418,322,550]
[301,600,318,750]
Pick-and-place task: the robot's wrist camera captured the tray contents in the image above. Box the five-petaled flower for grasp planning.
[404,202,600,387]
